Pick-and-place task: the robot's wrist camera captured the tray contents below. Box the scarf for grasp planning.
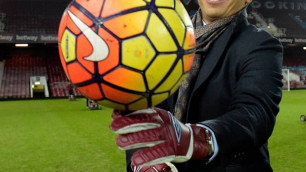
[174,10,237,121]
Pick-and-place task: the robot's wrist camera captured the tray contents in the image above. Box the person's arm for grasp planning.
[200,34,283,154]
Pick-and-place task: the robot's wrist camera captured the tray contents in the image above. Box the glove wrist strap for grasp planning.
[189,124,214,160]
[204,129,214,158]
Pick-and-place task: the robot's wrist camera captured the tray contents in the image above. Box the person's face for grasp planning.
[198,0,252,24]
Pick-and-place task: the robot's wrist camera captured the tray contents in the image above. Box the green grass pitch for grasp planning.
[0,98,125,172]
[269,90,306,172]
[0,90,305,172]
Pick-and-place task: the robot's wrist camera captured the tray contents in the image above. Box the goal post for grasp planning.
[282,68,290,91]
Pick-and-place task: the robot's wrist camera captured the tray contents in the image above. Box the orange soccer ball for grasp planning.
[58,0,195,111]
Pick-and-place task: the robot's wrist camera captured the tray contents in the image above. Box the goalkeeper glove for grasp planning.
[110,107,214,169]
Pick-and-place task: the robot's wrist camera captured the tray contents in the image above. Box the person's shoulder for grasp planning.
[242,23,280,44]
[232,22,282,50]
[227,22,282,58]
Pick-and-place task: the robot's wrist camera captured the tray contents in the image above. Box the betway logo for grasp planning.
[16,35,38,42]
[0,35,13,42]
[68,11,109,62]
[41,35,58,41]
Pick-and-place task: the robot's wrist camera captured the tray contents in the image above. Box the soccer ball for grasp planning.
[58,0,196,111]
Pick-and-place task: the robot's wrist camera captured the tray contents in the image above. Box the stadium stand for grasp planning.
[46,49,82,97]
[0,47,82,99]
[0,48,47,99]
[248,3,306,40]
[0,0,69,34]
[283,55,306,67]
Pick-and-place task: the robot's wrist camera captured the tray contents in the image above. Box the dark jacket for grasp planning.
[127,11,283,172]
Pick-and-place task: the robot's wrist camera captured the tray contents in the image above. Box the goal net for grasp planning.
[282,67,306,90]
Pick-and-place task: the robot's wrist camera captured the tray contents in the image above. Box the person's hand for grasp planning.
[110,108,213,169]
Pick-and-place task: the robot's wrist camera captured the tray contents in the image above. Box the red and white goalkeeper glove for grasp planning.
[110,107,213,169]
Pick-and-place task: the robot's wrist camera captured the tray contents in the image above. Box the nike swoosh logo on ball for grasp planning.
[68,11,109,62]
